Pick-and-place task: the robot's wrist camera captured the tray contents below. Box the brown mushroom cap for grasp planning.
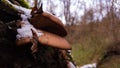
[16,30,71,50]
[29,12,67,37]
[37,30,71,50]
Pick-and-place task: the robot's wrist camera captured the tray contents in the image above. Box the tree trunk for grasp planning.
[0,0,30,15]
[0,0,18,15]
[0,0,70,68]
[0,20,68,68]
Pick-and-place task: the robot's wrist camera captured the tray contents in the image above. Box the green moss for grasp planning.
[0,0,18,15]
[16,0,30,8]
[0,0,31,15]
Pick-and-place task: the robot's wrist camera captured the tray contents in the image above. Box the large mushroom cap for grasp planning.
[37,30,71,50]
[29,12,67,37]
[16,29,71,50]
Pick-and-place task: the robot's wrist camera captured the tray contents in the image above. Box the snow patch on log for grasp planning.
[78,63,97,68]
[6,0,31,18]
[16,14,43,39]
[4,0,43,39]
[68,61,76,68]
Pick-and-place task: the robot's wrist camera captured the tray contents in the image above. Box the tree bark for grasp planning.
[0,0,70,68]
[13,0,30,8]
[0,0,30,15]
[0,20,68,68]
[0,0,18,15]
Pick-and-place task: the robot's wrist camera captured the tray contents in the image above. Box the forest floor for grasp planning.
[65,24,120,68]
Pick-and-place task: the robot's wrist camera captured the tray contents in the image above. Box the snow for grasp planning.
[68,62,76,68]
[16,14,43,39]
[16,25,33,39]
[5,0,43,39]
[6,0,32,18]
[79,63,97,68]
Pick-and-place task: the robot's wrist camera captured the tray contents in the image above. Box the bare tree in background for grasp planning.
[62,0,71,25]
[46,0,56,14]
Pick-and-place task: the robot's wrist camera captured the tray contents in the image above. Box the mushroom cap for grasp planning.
[16,30,71,50]
[37,30,71,50]
[29,12,67,37]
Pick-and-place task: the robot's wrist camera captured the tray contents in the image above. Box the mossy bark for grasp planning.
[15,0,30,8]
[0,0,30,15]
[0,0,18,15]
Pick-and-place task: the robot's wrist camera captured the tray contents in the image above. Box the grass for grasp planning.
[71,38,120,67]
[98,55,120,68]
[65,22,120,67]
[71,37,107,66]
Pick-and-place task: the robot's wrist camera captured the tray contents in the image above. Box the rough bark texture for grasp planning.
[0,0,30,16]
[0,0,19,15]
[0,10,20,22]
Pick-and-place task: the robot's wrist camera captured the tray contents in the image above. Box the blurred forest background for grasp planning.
[43,0,120,67]
[0,0,120,68]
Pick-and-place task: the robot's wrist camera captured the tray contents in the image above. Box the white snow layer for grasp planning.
[17,14,43,39]
[79,63,97,68]
[6,0,32,18]
[5,0,43,39]
[68,62,76,68]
